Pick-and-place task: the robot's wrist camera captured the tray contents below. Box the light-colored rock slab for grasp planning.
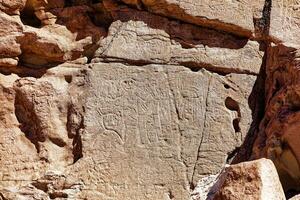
[119,0,265,37]
[94,9,263,74]
[270,0,300,47]
[210,158,285,200]
[64,62,257,199]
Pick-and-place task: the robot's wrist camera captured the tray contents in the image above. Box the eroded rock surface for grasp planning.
[252,43,300,196]
[120,0,265,37]
[1,0,299,199]
[64,63,256,199]
[209,158,285,200]
[270,0,300,47]
[93,7,264,74]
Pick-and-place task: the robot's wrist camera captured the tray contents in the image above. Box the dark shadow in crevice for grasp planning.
[20,1,41,28]
[226,147,240,164]
[14,90,44,154]
[66,104,84,163]
[0,65,47,78]
[253,0,272,41]
[230,0,272,163]
[231,42,268,164]
[225,97,241,134]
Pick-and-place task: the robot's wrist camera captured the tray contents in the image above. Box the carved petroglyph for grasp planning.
[72,63,256,199]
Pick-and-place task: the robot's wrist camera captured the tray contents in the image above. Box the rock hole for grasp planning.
[32,182,49,193]
[189,182,196,190]
[286,190,299,199]
[64,75,73,83]
[224,84,230,89]
[49,193,68,199]
[167,190,174,199]
[64,0,72,7]
[225,97,239,112]
[233,118,241,133]
[20,1,41,28]
[73,134,83,163]
[225,97,241,133]
[188,67,201,72]
[89,3,113,29]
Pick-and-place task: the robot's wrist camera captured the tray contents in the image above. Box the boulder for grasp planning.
[211,159,285,200]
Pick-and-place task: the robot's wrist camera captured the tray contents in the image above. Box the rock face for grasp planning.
[74,63,256,199]
[1,0,300,199]
[120,0,265,37]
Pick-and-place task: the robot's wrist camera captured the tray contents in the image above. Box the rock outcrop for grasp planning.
[209,158,285,200]
[0,0,300,199]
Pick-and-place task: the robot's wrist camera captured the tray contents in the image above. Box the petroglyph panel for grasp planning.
[70,63,256,199]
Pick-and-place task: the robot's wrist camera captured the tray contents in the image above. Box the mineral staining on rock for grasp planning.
[0,0,299,199]
[210,158,285,200]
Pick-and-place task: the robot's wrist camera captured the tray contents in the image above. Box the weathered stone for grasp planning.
[210,159,285,200]
[51,5,107,57]
[94,7,264,74]
[119,0,265,37]
[0,13,23,67]
[0,185,50,200]
[20,25,92,67]
[0,171,83,200]
[0,73,44,189]
[0,64,87,194]
[61,62,257,199]
[270,0,300,47]
[0,0,26,15]
[2,0,297,199]
[190,174,219,200]
[252,44,300,192]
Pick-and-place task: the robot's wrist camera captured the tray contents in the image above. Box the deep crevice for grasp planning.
[232,42,268,164]
[67,104,84,163]
[20,1,42,28]
[226,147,240,164]
[232,0,272,163]
[14,89,43,154]
[94,58,257,76]
[253,0,272,40]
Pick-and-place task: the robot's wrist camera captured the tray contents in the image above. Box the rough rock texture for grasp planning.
[1,0,300,199]
[209,158,285,200]
[251,43,300,196]
[93,8,263,74]
[120,0,265,37]
[248,2,300,198]
[270,0,300,47]
[0,12,23,67]
[69,63,255,199]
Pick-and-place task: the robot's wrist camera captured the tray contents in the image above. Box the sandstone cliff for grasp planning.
[0,0,299,199]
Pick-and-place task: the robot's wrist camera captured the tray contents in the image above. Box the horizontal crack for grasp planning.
[92,58,258,76]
